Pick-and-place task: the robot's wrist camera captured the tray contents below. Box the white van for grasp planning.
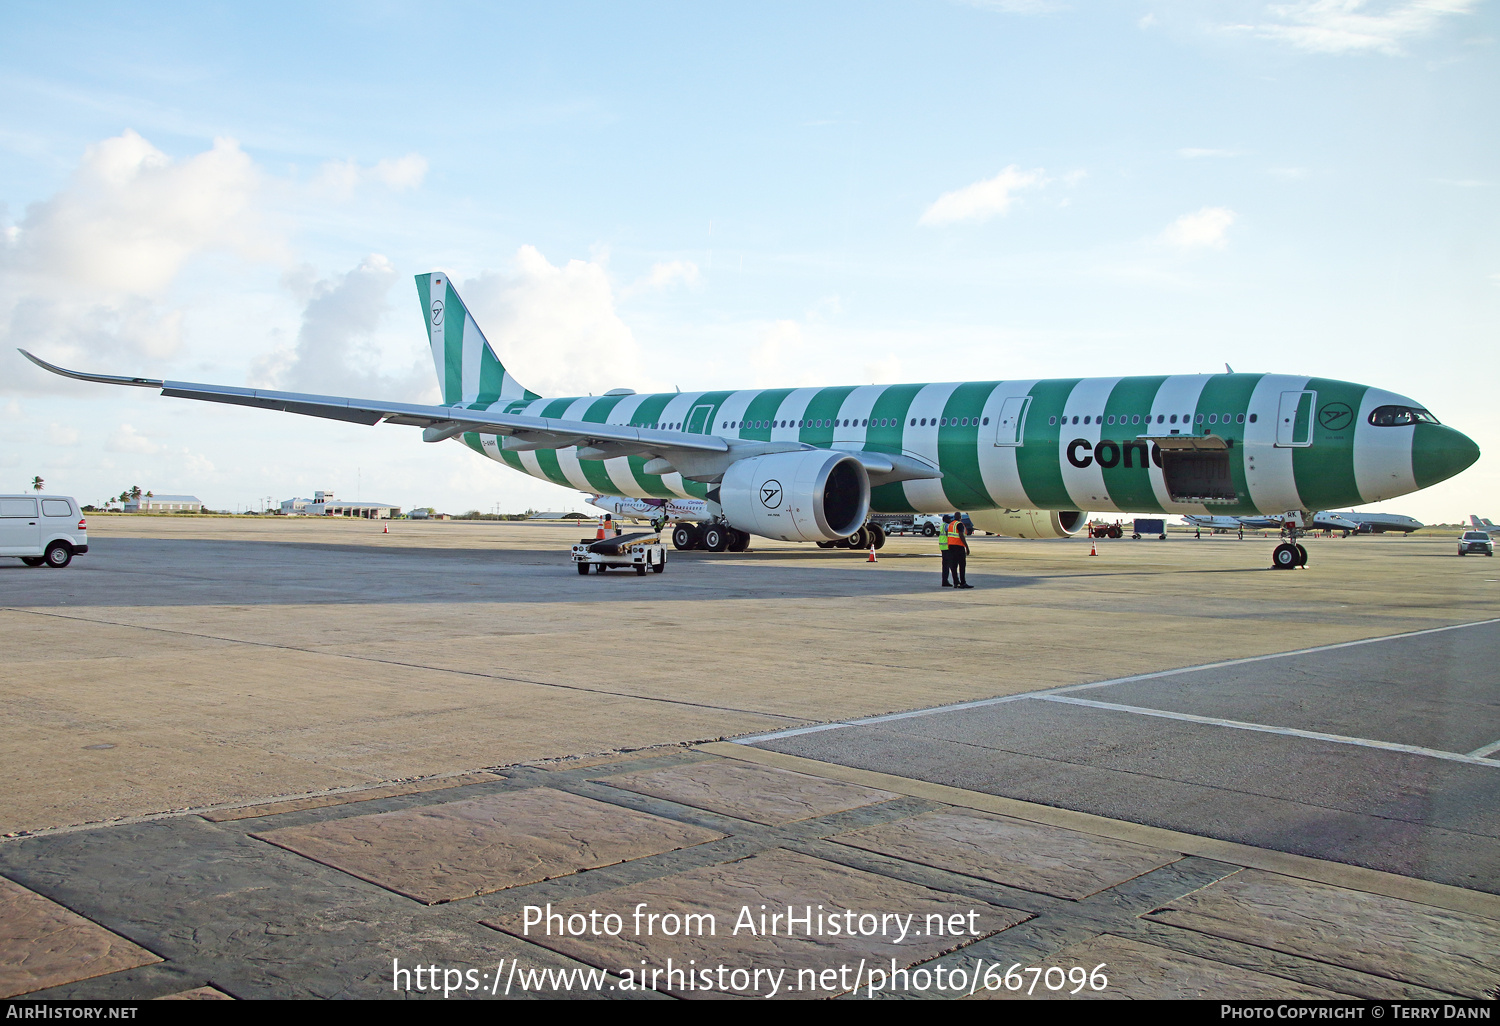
[0,494,88,568]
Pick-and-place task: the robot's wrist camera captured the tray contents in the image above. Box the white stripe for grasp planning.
[976,380,1041,508]
[1467,739,1500,759]
[1037,694,1500,768]
[1059,375,1122,512]
[1353,386,1419,504]
[1144,374,1213,512]
[1243,373,1306,514]
[461,312,483,404]
[902,382,963,512]
[734,617,1500,746]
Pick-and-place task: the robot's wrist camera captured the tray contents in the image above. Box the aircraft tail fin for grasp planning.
[417,273,541,407]
[1472,515,1496,531]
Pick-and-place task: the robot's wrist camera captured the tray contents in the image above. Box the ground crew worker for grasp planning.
[947,513,973,589]
[939,514,953,586]
[606,514,621,537]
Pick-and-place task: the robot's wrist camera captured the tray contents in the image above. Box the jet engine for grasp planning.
[719,450,871,542]
[967,508,1087,539]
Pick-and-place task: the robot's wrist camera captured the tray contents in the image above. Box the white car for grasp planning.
[1458,531,1494,556]
[0,494,88,568]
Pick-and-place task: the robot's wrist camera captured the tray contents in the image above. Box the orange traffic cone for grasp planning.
[1089,536,1097,556]
[383,525,389,534]
[867,545,877,563]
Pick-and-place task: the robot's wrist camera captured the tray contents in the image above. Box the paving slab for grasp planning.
[972,933,1344,1000]
[1144,869,1500,997]
[0,875,161,999]
[597,759,899,825]
[156,985,234,999]
[831,808,1180,900]
[254,788,725,905]
[486,847,1031,998]
[201,772,506,822]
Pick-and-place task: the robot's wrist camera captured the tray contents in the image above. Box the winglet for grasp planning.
[18,349,163,388]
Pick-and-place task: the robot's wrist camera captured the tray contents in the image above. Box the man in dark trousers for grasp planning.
[947,513,973,589]
[939,514,953,587]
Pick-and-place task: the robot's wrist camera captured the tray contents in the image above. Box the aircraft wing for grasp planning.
[20,349,729,457]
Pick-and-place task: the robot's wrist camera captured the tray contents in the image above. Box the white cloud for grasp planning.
[105,424,159,454]
[1178,148,1244,159]
[920,166,1049,225]
[1161,207,1238,249]
[48,423,79,445]
[251,255,429,398]
[624,260,701,295]
[1240,0,1479,55]
[1,130,275,379]
[316,153,429,197]
[459,246,654,398]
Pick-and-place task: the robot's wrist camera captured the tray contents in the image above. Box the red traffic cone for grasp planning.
[1089,536,1097,556]
[867,545,877,563]
[383,525,389,534]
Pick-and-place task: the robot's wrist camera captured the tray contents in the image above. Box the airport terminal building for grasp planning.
[279,491,400,519]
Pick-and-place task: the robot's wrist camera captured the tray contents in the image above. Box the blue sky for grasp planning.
[2,1,1496,520]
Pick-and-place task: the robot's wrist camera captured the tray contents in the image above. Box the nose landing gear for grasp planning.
[1272,512,1310,569]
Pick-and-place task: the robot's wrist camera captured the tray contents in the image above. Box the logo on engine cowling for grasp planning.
[760,480,783,508]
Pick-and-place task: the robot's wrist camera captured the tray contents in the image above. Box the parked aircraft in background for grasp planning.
[1470,516,1499,536]
[20,272,1482,571]
[584,493,710,524]
[1185,511,1424,535]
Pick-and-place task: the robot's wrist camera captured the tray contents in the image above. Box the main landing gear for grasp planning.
[671,522,750,552]
[1272,514,1310,569]
[816,524,887,550]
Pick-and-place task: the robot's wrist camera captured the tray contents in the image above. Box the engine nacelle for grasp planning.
[720,450,871,542]
[967,508,1087,539]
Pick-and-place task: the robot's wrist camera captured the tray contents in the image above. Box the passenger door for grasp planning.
[1276,391,1316,447]
[993,396,1032,446]
[686,403,715,435]
[0,498,40,555]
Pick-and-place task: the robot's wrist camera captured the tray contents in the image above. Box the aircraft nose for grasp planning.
[1413,424,1481,489]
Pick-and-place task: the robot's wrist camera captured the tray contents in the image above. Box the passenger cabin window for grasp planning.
[1368,405,1439,427]
[42,500,71,516]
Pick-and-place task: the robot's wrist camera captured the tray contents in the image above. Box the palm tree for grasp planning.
[129,485,142,501]
[31,476,43,492]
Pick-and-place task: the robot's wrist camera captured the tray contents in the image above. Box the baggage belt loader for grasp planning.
[572,531,668,575]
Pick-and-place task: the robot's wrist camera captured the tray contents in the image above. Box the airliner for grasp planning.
[1471,516,1499,536]
[21,272,1482,571]
[1184,510,1424,535]
[583,493,710,525]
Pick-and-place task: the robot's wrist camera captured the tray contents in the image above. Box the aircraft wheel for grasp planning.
[727,529,749,552]
[1296,544,1308,566]
[868,523,886,549]
[672,524,699,550]
[577,562,589,575]
[846,527,868,550]
[1272,543,1298,569]
[702,525,729,552]
[816,540,835,548]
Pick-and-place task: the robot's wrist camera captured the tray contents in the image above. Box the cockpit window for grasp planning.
[1368,405,1440,427]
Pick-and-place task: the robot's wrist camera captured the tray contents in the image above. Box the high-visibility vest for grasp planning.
[937,523,949,549]
[947,520,965,548]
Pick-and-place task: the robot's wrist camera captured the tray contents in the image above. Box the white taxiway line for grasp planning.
[1468,739,1500,759]
[734,617,1500,757]
[1037,695,1500,769]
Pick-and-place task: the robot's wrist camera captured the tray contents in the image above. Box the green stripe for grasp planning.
[415,274,432,334]
[867,384,924,513]
[476,347,505,405]
[1191,373,1264,515]
[462,431,485,456]
[739,389,796,441]
[624,393,678,497]
[531,398,577,486]
[1292,379,1367,509]
[937,382,996,508]
[1099,376,1167,514]
[575,395,629,494]
[798,386,858,447]
[1015,379,1080,509]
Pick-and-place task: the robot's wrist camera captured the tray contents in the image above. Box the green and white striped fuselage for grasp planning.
[456,374,1457,518]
